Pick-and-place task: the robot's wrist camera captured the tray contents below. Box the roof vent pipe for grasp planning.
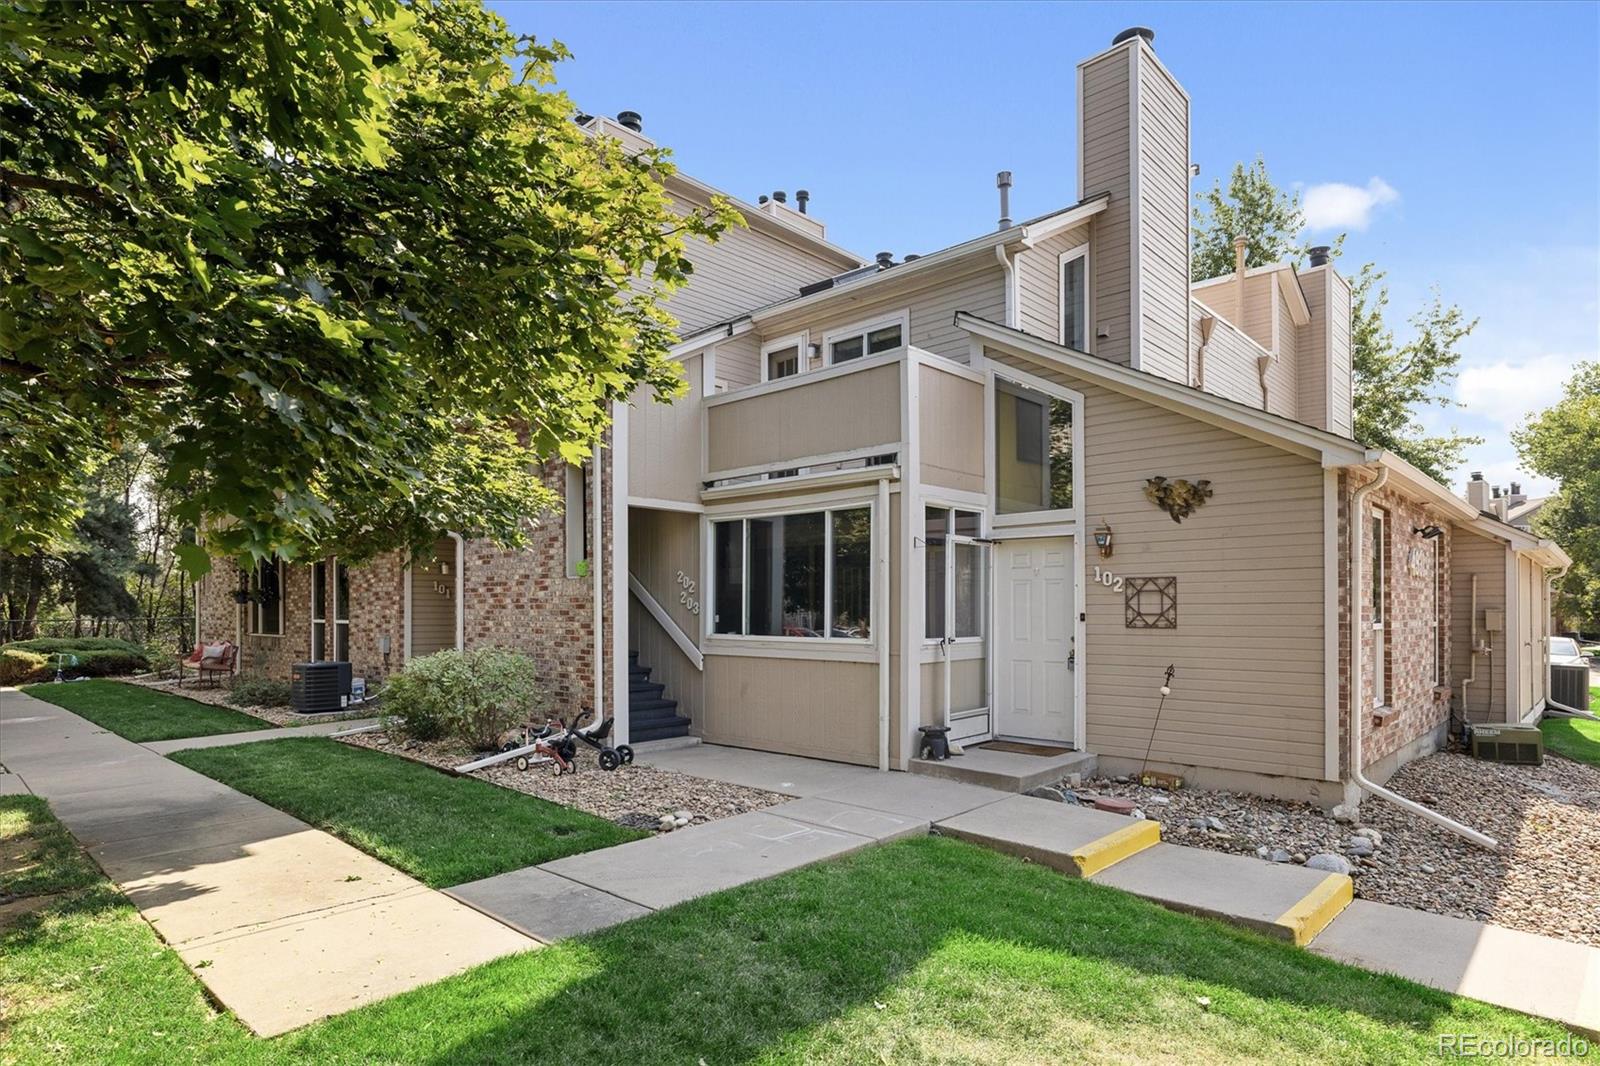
[996,170,1013,230]
[1309,245,1332,267]
[875,251,895,270]
[903,254,920,262]
[616,110,643,133]
[1112,26,1155,47]
[757,194,769,205]
[795,189,810,215]
[773,191,787,204]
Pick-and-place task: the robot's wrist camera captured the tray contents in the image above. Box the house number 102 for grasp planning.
[1093,566,1125,593]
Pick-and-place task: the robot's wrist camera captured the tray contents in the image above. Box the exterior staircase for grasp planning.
[628,651,691,742]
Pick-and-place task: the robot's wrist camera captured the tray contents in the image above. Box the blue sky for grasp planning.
[497,1,1599,495]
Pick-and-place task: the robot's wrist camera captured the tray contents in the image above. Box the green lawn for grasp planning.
[1,801,1577,1066]
[1542,707,1600,769]
[21,679,269,742]
[170,738,644,887]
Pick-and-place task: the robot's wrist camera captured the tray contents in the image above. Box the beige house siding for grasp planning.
[628,508,701,646]
[986,346,1329,780]
[1134,47,1192,383]
[1296,267,1331,431]
[701,656,880,765]
[630,595,702,726]
[664,207,845,337]
[1265,277,1299,421]
[756,262,1006,367]
[918,362,985,494]
[919,657,987,723]
[1016,224,1091,340]
[1190,299,1266,408]
[714,332,762,390]
[706,361,901,475]
[1079,44,1133,366]
[629,353,705,505]
[407,536,457,657]
[1450,529,1507,724]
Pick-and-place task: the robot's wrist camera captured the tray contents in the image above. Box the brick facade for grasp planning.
[1336,473,1453,776]
[196,436,617,720]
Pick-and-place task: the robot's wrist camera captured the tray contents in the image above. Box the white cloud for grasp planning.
[1302,177,1399,231]
[1456,353,1581,430]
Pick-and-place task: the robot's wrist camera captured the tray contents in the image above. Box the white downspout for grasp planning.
[877,477,891,771]
[994,244,1018,329]
[1458,574,1477,718]
[1349,464,1498,850]
[592,446,605,727]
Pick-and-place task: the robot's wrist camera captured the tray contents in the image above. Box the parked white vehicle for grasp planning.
[1549,636,1587,668]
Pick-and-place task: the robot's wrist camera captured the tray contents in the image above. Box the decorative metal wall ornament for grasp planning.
[1144,476,1214,522]
[1125,577,1178,629]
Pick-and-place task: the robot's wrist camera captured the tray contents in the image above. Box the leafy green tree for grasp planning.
[1191,157,1340,281]
[1513,362,1600,631]
[1,0,734,572]
[1192,160,1477,479]
[1348,265,1482,480]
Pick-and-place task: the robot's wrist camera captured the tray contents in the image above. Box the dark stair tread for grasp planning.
[631,717,691,741]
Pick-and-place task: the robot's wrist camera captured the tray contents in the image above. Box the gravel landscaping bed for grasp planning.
[116,675,375,727]
[339,730,785,830]
[1063,750,1600,947]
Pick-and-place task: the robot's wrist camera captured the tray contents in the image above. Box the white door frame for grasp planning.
[982,362,1088,749]
[991,534,1081,746]
[403,532,464,661]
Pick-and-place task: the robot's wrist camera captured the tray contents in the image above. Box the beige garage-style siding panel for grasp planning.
[1263,275,1299,422]
[701,656,881,766]
[1190,298,1266,409]
[1328,270,1354,436]
[919,657,987,724]
[986,347,1329,780]
[629,353,705,505]
[706,361,901,475]
[1450,529,1507,724]
[757,263,1007,367]
[715,332,762,390]
[919,362,985,494]
[1296,266,1331,431]
[408,536,457,658]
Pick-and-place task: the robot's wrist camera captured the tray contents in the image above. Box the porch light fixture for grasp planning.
[1413,525,1443,540]
[1093,521,1114,558]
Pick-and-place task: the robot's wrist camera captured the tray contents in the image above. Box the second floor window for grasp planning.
[1060,245,1089,350]
[762,334,805,381]
[827,318,904,365]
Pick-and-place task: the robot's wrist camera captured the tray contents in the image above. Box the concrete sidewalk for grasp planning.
[0,689,532,1037]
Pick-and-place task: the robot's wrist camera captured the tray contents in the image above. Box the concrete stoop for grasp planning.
[910,747,1098,793]
[933,795,1351,947]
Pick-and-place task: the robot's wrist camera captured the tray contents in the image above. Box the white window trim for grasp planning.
[1057,243,1091,352]
[759,331,810,383]
[822,310,910,368]
[565,463,589,578]
[986,368,1085,530]
[332,558,351,662]
[921,502,988,647]
[704,498,877,647]
[249,557,285,637]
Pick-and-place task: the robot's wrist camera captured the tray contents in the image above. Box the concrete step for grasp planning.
[1090,842,1352,946]
[934,794,1160,878]
[910,746,1098,793]
[629,698,680,719]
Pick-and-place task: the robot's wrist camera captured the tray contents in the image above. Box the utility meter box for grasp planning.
[1482,608,1504,633]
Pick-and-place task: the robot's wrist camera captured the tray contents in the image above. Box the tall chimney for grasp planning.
[1466,471,1490,511]
[996,171,1013,230]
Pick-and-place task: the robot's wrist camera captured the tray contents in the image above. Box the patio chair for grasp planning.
[178,641,237,688]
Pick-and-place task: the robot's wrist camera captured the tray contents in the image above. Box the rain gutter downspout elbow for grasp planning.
[1348,463,1499,851]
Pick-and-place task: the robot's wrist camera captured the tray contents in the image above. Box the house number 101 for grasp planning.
[1093,566,1125,593]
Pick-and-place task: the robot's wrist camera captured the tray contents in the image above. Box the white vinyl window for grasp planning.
[824,312,907,366]
[995,378,1075,516]
[1059,244,1090,350]
[925,506,986,643]
[711,506,872,641]
[249,557,284,636]
[761,333,807,382]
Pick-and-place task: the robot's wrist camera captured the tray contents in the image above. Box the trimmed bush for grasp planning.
[226,676,292,708]
[0,637,149,680]
[0,649,49,685]
[383,647,541,750]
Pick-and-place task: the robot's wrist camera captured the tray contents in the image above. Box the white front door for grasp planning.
[995,537,1075,744]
